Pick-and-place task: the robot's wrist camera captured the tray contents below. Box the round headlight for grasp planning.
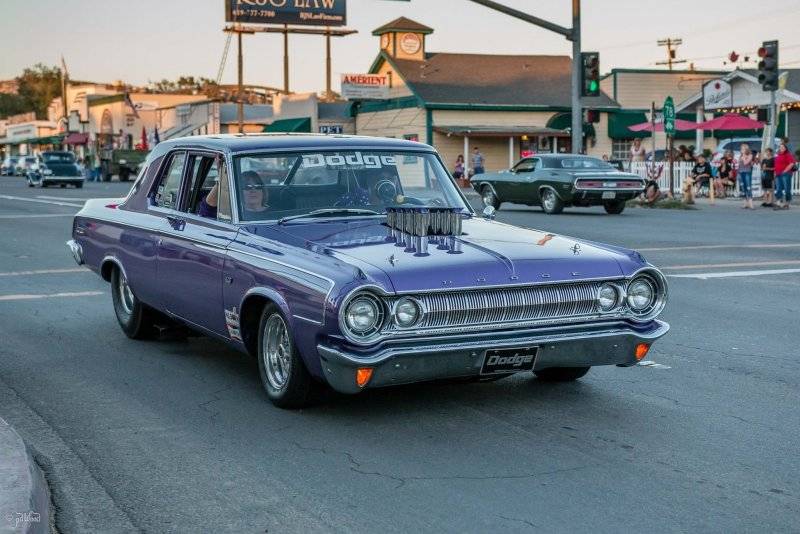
[394,297,421,327]
[597,283,619,311]
[627,278,655,312]
[344,294,383,337]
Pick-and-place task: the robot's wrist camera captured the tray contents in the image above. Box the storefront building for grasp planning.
[353,17,619,173]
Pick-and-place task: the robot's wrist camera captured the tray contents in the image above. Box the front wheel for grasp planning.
[75,182,83,189]
[481,185,501,210]
[540,188,564,214]
[257,306,316,409]
[603,200,626,215]
[534,366,590,382]
[111,267,157,339]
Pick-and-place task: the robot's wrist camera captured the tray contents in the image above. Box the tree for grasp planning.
[16,64,62,119]
[0,93,29,118]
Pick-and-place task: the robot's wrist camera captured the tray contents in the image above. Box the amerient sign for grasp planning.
[225,0,346,26]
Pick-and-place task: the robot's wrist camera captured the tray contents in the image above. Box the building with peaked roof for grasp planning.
[352,17,620,173]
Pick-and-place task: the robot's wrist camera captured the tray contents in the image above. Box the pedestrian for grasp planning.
[682,154,711,204]
[629,138,646,162]
[774,142,797,210]
[760,147,775,207]
[453,154,465,181]
[714,150,736,198]
[737,143,755,209]
[93,151,102,182]
[472,147,485,175]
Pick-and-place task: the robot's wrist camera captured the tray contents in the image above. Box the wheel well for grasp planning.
[239,294,274,358]
[100,260,117,282]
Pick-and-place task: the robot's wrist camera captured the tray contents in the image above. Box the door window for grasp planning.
[184,154,220,215]
[153,152,186,209]
[513,159,536,173]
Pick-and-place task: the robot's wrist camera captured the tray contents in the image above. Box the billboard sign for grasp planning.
[703,79,733,111]
[225,0,347,27]
[340,74,389,100]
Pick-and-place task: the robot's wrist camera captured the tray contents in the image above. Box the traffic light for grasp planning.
[581,52,600,97]
[758,40,779,91]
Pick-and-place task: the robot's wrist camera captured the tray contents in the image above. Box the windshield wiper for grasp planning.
[278,208,382,225]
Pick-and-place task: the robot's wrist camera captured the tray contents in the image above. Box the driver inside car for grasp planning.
[198,170,270,220]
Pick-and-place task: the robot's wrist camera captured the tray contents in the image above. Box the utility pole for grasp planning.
[283,24,290,94]
[325,27,332,101]
[656,38,686,70]
[466,0,583,154]
[237,30,244,133]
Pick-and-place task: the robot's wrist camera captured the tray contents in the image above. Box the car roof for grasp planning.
[537,154,599,159]
[155,133,435,154]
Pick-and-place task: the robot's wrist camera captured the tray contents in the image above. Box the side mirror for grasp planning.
[482,206,496,219]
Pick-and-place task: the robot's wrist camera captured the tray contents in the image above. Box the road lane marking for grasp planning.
[0,195,83,208]
[36,196,93,201]
[0,213,75,219]
[668,268,800,280]
[661,260,800,270]
[638,243,800,252]
[0,291,103,301]
[0,268,88,277]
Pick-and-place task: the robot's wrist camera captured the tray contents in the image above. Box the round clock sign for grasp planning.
[399,33,421,55]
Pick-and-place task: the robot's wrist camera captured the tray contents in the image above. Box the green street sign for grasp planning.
[663,96,676,136]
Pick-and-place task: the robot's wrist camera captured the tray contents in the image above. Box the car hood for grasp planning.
[246,217,646,293]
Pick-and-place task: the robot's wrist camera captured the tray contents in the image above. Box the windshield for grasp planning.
[42,152,75,164]
[232,150,468,222]
[546,156,613,169]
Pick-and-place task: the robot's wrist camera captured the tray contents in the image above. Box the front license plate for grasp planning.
[481,347,538,375]
[602,191,616,199]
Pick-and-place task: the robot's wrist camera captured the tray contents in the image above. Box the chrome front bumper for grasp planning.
[317,320,669,394]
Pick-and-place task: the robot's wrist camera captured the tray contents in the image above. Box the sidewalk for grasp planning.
[0,418,50,534]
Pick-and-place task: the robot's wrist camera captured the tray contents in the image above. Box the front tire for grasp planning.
[111,267,157,339]
[481,185,501,210]
[257,305,316,409]
[603,200,626,214]
[540,188,564,214]
[75,182,83,189]
[534,366,590,382]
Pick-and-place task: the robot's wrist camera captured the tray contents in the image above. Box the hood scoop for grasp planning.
[385,207,465,256]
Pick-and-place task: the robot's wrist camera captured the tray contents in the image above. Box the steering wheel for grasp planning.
[374,180,397,204]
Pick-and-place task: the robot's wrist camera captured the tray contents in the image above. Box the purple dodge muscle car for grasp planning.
[68,134,669,408]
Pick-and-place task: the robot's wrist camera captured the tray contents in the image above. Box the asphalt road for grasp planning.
[0,177,798,533]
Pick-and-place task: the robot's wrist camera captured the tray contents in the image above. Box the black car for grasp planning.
[472,154,646,214]
[28,151,84,188]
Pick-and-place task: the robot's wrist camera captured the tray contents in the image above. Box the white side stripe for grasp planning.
[669,268,800,280]
[0,291,103,301]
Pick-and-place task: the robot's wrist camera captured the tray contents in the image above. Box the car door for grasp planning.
[156,151,238,336]
[505,158,538,203]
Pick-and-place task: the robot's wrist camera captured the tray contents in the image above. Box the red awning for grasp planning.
[64,132,89,145]
[697,113,765,131]
[628,119,698,132]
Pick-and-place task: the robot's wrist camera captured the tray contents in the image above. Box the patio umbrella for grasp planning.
[697,113,764,131]
[628,119,699,132]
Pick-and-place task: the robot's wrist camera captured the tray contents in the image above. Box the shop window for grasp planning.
[612,139,634,160]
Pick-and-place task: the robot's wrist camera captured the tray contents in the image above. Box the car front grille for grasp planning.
[383,281,607,333]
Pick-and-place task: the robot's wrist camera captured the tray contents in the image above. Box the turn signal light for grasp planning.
[635,343,650,361]
[356,368,373,388]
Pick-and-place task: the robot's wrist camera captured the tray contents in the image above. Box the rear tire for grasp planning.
[76,182,83,189]
[603,200,626,214]
[534,366,590,382]
[481,185,501,210]
[540,188,564,214]
[111,267,157,339]
[257,305,316,409]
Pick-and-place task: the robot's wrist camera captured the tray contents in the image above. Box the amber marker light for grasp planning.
[356,368,374,388]
[635,343,650,361]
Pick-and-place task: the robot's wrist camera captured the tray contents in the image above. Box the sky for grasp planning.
[1,0,799,93]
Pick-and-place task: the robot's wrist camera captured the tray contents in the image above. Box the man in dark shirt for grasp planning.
[682,154,711,204]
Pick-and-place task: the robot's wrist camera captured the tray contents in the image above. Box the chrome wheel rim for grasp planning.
[482,189,495,206]
[118,272,134,314]
[263,314,292,390]
[542,190,556,211]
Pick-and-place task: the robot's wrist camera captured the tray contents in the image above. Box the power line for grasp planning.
[656,38,686,70]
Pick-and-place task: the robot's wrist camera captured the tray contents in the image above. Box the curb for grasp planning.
[0,418,51,534]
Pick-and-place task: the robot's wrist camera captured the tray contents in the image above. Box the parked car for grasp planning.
[101,148,149,182]
[1,156,20,176]
[14,155,41,176]
[472,154,646,214]
[27,151,84,188]
[68,135,669,408]
[711,137,782,165]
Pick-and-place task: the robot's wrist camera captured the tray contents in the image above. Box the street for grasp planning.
[1,177,798,533]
